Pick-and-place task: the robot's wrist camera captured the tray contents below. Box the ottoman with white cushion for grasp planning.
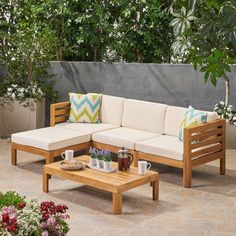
[11,127,91,165]
[56,122,118,134]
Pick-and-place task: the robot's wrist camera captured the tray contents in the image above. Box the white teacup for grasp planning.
[138,161,151,175]
[61,150,74,162]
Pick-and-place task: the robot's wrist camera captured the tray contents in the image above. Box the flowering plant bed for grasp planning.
[0,192,70,236]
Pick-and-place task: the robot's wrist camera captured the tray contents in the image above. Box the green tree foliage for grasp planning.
[74,0,119,62]
[0,0,174,63]
[171,0,236,106]
[114,0,173,63]
[0,0,58,104]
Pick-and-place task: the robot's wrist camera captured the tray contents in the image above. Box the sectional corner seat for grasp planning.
[11,95,226,188]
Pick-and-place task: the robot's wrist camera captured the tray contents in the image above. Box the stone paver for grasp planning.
[0,139,236,236]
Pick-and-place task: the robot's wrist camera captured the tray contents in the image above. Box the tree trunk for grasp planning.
[136,49,143,63]
[56,49,62,61]
[93,46,98,62]
[222,73,230,106]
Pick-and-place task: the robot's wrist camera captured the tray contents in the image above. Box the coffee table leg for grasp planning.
[43,172,49,193]
[112,192,122,214]
[152,180,159,201]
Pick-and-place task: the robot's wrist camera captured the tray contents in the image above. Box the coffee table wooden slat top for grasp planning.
[44,155,158,191]
[43,155,159,214]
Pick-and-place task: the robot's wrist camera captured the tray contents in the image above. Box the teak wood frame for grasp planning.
[12,101,225,188]
[50,101,226,187]
[11,102,90,165]
[43,155,159,214]
[11,142,90,166]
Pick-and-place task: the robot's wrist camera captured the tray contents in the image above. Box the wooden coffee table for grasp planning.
[43,155,159,214]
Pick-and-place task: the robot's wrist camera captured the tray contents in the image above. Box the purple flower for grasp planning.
[89,147,97,158]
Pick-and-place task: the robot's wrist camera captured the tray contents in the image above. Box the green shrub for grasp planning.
[0,191,25,208]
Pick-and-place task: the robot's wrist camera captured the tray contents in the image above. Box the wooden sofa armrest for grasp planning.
[50,101,71,126]
[183,119,226,164]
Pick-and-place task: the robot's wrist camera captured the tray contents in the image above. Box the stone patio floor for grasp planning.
[0,139,236,236]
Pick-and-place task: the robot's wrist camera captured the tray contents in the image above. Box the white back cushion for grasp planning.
[122,99,167,134]
[100,95,125,126]
[164,106,187,136]
[205,111,218,122]
[164,105,218,137]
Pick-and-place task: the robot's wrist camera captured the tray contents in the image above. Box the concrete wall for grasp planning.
[1,62,236,125]
[49,62,236,111]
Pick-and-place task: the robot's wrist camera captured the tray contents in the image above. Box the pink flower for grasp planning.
[2,206,16,215]
[60,213,70,220]
[42,231,49,236]
[47,217,56,226]
[40,221,47,229]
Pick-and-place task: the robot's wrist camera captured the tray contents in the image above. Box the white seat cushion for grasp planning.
[56,122,118,134]
[92,127,160,150]
[135,135,183,161]
[11,127,90,151]
[122,99,167,133]
[100,95,125,126]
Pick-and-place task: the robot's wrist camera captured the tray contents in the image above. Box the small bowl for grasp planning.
[60,160,85,170]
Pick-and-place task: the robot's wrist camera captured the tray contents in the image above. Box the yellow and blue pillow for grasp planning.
[178,106,207,141]
[68,93,102,123]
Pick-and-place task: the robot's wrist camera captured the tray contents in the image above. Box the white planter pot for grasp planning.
[226,123,236,149]
[89,157,97,166]
[0,99,45,138]
[103,161,112,170]
[96,159,103,169]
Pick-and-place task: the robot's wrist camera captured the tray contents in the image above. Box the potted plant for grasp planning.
[88,147,97,166]
[96,149,104,169]
[103,149,112,170]
[0,28,57,137]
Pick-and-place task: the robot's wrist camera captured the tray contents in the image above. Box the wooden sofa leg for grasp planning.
[183,166,192,188]
[220,157,226,175]
[11,144,17,166]
[45,152,54,165]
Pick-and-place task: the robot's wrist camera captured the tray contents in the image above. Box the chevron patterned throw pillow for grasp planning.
[178,106,207,141]
[68,93,102,123]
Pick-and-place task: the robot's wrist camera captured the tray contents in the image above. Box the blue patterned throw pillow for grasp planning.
[178,106,207,141]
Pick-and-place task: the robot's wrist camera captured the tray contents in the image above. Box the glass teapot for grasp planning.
[118,147,134,171]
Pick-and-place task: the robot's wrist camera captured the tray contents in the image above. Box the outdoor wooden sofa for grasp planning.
[11,95,225,188]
